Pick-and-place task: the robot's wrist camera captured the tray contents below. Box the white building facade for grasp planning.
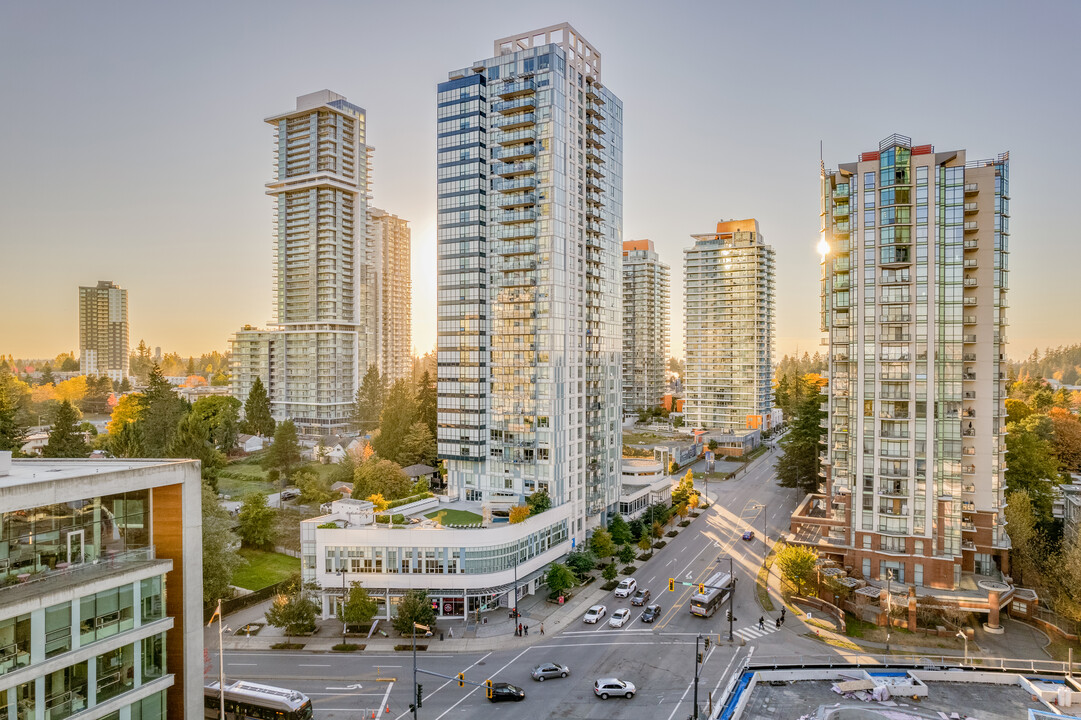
[232,90,376,436]
[371,208,412,383]
[622,240,670,412]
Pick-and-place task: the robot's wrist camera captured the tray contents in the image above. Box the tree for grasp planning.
[608,514,632,545]
[415,370,437,438]
[776,376,826,494]
[0,378,28,453]
[618,544,636,565]
[265,583,318,637]
[81,375,113,414]
[397,422,436,467]
[638,535,652,553]
[565,550,597,580]
[651,521,664,540]
[775,544,818,595]
[545,563,577,599]
[602,563,618,582]
[242,377,275,437]
[338,583,379,629]
[1004,489,1047,588]
[192,395,242,453]
[627,517,645,541]
[352,459,411,500]
[1006,416,1062,526]
[268,420,302,479]
[366,493,389,513]
[118,377,132,393]
[139,364,187,456]
[527,489,551,516]
[675,503,689,523]
[1006,398,1033,426]
[130,340,153,383]
[237,493,275,549]
[589,528,616,560]
[210,371,230,387]
[392,589,437,636]
[647,502,671,527]
[509,505,530,523]
[107,392,146,434]
[672,471,696,508]
[295,467,333,505]
[372,379,417,463]
[168,413,224,487]
[353,365,385,433]
[109,420,144,458]
[1049,535,1081,624]
[43,400,89,458]
[39,362,55,386]
[1049,408,1081,474]
[202,481,244,603]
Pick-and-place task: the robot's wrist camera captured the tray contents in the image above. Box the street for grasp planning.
[216,447,818,720]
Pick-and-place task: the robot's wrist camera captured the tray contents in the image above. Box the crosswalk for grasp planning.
[732,622,781,641]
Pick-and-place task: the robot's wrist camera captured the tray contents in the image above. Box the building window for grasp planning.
[914,563,923,586]
[0,613,31,675]
[141,576,164,621]
[862,558,871,579]
[45,602,72,658]
[96,644,135,703]
[80,585,135,644]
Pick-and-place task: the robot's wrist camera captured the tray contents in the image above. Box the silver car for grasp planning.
[530,662,569,681]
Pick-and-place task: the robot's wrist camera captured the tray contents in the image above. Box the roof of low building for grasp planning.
[401,464,437,477]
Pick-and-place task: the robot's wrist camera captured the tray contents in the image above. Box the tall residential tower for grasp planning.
[683,220,776,432]
[437,24,624,541]
[78,280,129,382]
[818,135,1009,589]
[622,240,669,412]
[232,90,375,435]
[371,208,412,383]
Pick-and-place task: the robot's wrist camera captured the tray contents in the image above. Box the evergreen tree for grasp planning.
[268,419,302,479]
[0,378,28,453]
[415,370,437,438]
[202,481,245,603]
[139,364,187,456]
[109,420,144,458]
[608,514,632,546]
[397,421,436,467]
[776,375,826,494]
[168,413,224,488]
[39,362,55,386]
[186,357,196,376]
[1005,415,1062,527]
[237,493,276,548]
[372,379,416,463]
[242,377,275,436]
[43,400,89,458]
[192,395,242,453]
[119,377,132,392]
[353,365,385,432]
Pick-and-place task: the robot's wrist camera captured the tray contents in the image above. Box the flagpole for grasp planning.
[217,599,225,719]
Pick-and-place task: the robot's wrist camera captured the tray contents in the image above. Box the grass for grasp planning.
[232,548,301,591]
[425,509,483,524]
[622,431,668,445]
[842,612,966,650]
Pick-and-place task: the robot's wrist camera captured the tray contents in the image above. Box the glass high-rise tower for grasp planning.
[437,24,623,540]
[622,240,670,412]
[819,135,1009,589]
[78,280,129,382]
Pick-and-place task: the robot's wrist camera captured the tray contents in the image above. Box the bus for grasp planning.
[689,571,732,618]
[204,680,313,720]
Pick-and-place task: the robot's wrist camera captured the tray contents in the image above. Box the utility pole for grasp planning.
[412,622,430,720]
[728,556,735,641]
[693,634,701,720]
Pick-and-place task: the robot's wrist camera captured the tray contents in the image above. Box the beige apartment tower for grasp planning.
[683,220,776,432]
[78,280,129,382]
[815,134,1010,589]
[372,208,411,383]
[622,240,670,412]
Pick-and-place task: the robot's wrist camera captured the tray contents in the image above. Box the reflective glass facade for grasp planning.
[622,240,670,411]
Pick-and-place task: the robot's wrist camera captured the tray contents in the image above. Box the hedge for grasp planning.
[387,492,435,509]
[374,514,407,525]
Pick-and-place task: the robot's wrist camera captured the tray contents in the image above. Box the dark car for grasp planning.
[742,530,755,541]
[641,604,662,623]
[630,589,651,606]
[489,683,526,702]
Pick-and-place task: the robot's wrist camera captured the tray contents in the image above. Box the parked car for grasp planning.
[583,605,607,623]
[280,488,300,500]
[630,589,651,606]
[488,683,525,702]
[530,663,569,681]
[594,678,636,699]
[613,578,637,598]
[742,530,755,541]
[641,604,662,623]
[608,608,631,628]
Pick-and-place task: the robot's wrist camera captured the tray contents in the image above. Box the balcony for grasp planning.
[963,465,976,475]
[586,191,603,206]
[493,113,536,131]
[497,80,535,99]
[494,223,537,241]
[964,315,977,325]
[963,297,977,306]
[493,161,536,178]
[964,239,978,250]
[963,390,976,399]
[493,176,537,193]
[964,259,978,269]
[962,428,976,437]
[585,148,604,164]
[964,334,977,343]
[494,144,536,162]
[964,183,979,194]
[964,278,978,287]
[494,97,536,115]
[964,221,979,232]
[586,132,605,149]
[499,210,537,225]
[963,484,976,494]
[497,273,537,288]
[963,353,977,362]
[963,446,976,455]
[961,521,976,532]
[962,501,976,512]
[879,484,908,497]
[878,504,910,517]
[498,193,535,210]
[498,128,535,146]
[964,202,978,214]
[494,241,537,256]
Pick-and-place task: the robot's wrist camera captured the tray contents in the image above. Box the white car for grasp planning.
[583,605,607,623]
[608,608,631,628]
[613,578,637,598]
[594,678,636,699]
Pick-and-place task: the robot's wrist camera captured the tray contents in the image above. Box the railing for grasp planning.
[1,547,158,596]
[744,653,1077,675]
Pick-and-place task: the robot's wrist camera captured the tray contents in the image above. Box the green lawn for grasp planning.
[232,548,301,591]
[426,509,483,525]
[218,476,270,500]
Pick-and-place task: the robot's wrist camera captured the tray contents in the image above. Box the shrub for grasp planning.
[679,520,691,527]
[386,492,435,509]
[601,580,620,591]
[666,530,679,537]
[317,521,339,529]
[653,541,667,549]
[270,642,304,650]
[637,553,653,561]
[332,643,363,652]
[620,566,637,575]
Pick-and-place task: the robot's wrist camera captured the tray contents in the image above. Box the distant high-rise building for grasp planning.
[815,135,1010,589]
[683,220,776,432]
[231,90,375,435]
[437,23,624,540]
[622,240,669,412]
[371,208,411,383]
[78,280,129,381]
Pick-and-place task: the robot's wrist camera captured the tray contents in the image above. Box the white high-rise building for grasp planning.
[437,23,624,542]
[622,240,669,412]
[814,135,1010,589]
[232,91,375,436]
[684,220,776,433]
[78,280,129,382]
[371,208,411,383]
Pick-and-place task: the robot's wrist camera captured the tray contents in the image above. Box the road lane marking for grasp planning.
[390,651,491,720]
[378,680,394,717]
[228,663,257,666]
[298,664,330,667]
[426,647,532,720]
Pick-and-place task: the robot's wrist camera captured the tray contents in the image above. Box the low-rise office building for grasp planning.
[0,453,202,720]
[618,459,672,520]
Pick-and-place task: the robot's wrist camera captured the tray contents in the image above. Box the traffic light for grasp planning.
[457,672,465,688]
[416,684,423,709]
[697,652,703,664]
[485,679,493,699]
[704,636,711,651]
[668,578,675,592]
[725,609,732,622]
[698,583,705,594]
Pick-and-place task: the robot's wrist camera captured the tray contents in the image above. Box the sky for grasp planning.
[1,0,1079,363]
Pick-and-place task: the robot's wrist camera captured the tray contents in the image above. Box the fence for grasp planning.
[273,546,300,559]
[1032,607,1079,640]
[747,653,1078,675]
[203,579,293,624]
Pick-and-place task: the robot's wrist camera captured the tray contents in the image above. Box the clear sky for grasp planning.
[1,0,1078,362]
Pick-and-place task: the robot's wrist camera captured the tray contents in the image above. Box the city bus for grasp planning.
[689,571,732,618]
[204,680,313,720]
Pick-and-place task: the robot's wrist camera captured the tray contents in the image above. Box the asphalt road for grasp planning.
[219,449,815,720]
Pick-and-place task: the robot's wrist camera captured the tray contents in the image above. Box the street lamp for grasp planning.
[751,503,768,547]
[336,568,348,643]
[412,622,431,720]
[957,630,969,665]
[885,569,893,656]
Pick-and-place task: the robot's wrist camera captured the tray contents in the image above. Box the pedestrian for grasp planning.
[524,624,529,636]
[758,616,765,631]
[540,623,544,635]
[775,617,781,629]
[780,606,786,621]
[449,627,454,638]
[517,622,523,637]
